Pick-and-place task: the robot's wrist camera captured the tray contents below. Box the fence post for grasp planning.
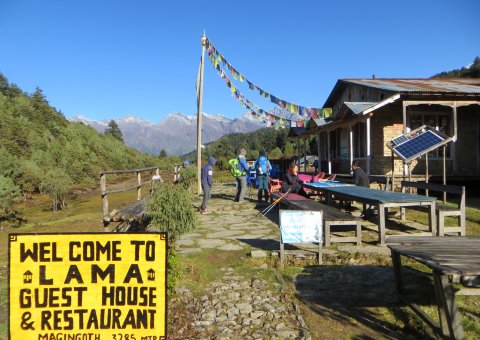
[137,171,142,201]
[100,173,109,220]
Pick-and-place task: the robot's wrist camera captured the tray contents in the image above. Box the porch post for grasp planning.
[443,145,447,203]
[366,117,371,175]
[317,133,321,172]
[303,138,307,172]
[452,103,458,174]
[349,125,353,174]
[402,102,408,178]
[425,153,429,196]
[327,130,332,174]
[391,150,395,191]
[297,138,300,168]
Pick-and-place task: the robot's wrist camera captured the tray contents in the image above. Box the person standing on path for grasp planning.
[200,156,216,214]
[254,150,271,202]
[234,149,250,202]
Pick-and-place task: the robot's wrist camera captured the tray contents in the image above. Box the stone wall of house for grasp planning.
[369,104,480,177]
[369,104,404,175]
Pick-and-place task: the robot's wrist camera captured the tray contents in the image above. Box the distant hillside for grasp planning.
[70,112,264,156]
[0,72,158,214]
[432,56,480,78]
[182,126,313,170]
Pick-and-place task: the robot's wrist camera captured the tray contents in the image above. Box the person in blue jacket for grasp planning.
[200,156,216,214]
[254,150,272,202]
[234,149,250,202]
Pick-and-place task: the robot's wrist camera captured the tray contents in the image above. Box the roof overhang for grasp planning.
[364,93,401,114]
[292,94,401,137]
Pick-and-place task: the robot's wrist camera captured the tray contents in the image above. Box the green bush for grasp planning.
[145,183,198,246]
[144,183,198,296]
[166,250,180,298]
[178,166,196,189]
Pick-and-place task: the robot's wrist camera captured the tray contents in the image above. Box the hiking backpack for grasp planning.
[228,158,243,177]
[256,156,270,175]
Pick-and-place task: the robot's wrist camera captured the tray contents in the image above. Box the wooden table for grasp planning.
[303,183,437,245]
[387,236,480,339]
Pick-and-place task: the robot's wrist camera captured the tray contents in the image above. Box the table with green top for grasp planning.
[303,184,437,245]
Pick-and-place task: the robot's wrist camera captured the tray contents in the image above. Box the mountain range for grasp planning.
[69,112,264,155]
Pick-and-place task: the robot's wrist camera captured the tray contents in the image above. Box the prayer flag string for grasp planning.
[206,45,298,129]
[205,37,332,119]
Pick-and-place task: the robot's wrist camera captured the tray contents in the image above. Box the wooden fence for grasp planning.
[100,166,161,224]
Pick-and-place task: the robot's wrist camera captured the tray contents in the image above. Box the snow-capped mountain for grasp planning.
[69,112,264,155]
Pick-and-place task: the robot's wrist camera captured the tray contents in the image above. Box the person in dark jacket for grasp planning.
[352,161,372,216]
[200,156,216,214]
[281,162,308,197]
[352,161,370,187]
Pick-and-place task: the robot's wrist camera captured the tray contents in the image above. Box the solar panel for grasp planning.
[393,130,444,161]
[392,134,408,146]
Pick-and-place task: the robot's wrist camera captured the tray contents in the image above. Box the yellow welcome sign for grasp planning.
[8,233,167,340]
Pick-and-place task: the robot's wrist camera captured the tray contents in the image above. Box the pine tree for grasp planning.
[105,120,124,142]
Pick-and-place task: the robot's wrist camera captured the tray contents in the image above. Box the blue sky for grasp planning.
[1,0,479,123]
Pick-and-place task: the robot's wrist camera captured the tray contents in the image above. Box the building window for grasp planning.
[380,93,385,100]
[408,111,451,158]
[353,122,367,158]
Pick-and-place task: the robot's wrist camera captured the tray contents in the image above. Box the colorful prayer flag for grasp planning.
[322,107,332,118]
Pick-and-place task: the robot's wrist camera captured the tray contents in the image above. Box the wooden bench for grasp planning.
[400,181,466,236]
[271,192,362,246]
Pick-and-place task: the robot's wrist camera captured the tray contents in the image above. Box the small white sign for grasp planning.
[280,210,323,243]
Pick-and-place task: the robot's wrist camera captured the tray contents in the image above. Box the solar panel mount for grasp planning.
[387,125,452,163]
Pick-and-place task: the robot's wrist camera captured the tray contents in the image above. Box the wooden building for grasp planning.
[295,78,480,181]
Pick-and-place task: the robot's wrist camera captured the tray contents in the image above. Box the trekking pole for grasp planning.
[258,187,291,216]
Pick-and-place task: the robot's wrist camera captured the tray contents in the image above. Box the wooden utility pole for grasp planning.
[196,33,207,195]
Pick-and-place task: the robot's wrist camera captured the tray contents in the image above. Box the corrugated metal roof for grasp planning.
[343,102,377,115]
[343,78,480,93]
[310,118,330,126]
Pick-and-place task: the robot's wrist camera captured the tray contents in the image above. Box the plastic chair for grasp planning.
[314,172,325,182]
[326,174,336,181]
[268,177,282,195]
[306,172,326,197]
[297,173,313,183]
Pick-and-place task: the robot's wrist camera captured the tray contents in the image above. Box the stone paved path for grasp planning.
[176,184,280,255]
[177,183,391,256]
